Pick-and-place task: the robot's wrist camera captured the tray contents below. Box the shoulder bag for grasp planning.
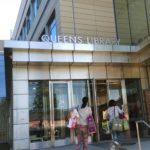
[86,115,97,134]
[111,106,123,132]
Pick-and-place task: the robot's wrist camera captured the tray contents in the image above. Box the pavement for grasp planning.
[1,138,150,150]
[46,138,150,150]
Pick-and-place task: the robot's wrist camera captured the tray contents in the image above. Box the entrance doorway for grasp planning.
[29,79,146,149]
[91,80,125,142]
[50,81,70,146]
[29,81,70,149]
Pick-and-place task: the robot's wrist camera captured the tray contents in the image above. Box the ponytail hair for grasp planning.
[81,97,88,108]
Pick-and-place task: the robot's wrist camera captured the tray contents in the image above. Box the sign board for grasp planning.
[41,35,120,45]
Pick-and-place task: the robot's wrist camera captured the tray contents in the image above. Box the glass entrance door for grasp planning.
[50,82,70,146]
[93,80,110,141]
[29,81,52,149]
[93,80,125,142]
[29,81,70,149]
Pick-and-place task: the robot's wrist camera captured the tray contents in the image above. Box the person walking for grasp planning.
[106,99,124,144]
[76,97,92,150]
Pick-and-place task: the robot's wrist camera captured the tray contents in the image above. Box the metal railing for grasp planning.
[136,120,150,150]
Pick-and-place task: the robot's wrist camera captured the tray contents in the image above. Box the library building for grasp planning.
[0,0,150,149]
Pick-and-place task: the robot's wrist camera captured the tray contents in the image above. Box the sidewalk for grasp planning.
[46,139,150,150]
[1,138,150,150]
[126,140,150,150]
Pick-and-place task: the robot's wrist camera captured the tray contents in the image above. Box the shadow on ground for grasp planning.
[91,140,136,149]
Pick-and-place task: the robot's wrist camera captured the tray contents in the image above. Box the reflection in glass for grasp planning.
[29,81,50,142]
[72,80,88,107]
[114,0,131,45]
[53,83,70,139]
[128,0,148,45]
[125,79,144,137]
[114,0,149,45]
[108,80,123,107]
[48,11,57,42]
[94,80,110,141]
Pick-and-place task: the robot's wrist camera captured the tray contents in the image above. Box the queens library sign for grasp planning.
[41,35,120,45]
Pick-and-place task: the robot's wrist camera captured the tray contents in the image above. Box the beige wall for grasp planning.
[59,0,116,38]
[13,63,149,89]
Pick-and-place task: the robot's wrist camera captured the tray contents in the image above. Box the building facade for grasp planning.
[0,0,150,149]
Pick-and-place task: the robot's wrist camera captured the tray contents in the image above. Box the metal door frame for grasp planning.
[49,81,71,147]
[91,79,128,142]
[30,81,71,149]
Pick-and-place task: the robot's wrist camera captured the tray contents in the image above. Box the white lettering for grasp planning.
[41,35,50,42]
[57,35,63,43]
[94,37,99,44]
[105,38,110,45]
[86,37,90,44]
[50,35,57,42]
[41,34,120,45]
[69,36,76,43]
[99,38,105,45]
[63,35,68,43]
[77,36,83,44]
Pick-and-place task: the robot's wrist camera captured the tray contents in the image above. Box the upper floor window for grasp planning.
[32,0,37,18]
[19,0,42,40]
[32,0,41,18]
[27,7,32,34]
[38,29,46,41]
[18,31,22,41]
[47,11,57,41]
[20,22,27,41]
[37,0,41,9]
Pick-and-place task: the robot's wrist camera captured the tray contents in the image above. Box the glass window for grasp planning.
[114,0,131,45]
[49,19,56,39]
[27,7,32,34]
[0,55,6,98]
[20,23,27,41]
[29,81,51,142]
[32,0,37,18]
[125,79,143,137]
[72,80,88,107]
[47,11,57,41]
[114,0,149,45]
[38,29,45,41]
[20,0,41,40]
[32,0,41,18]
[107,80,123,106]
[128,0,148,45]
[93,80,109,141]
[52,83,70,139]
[53,83,68,110]
[18,31,22,41]
[37,0,41,9]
